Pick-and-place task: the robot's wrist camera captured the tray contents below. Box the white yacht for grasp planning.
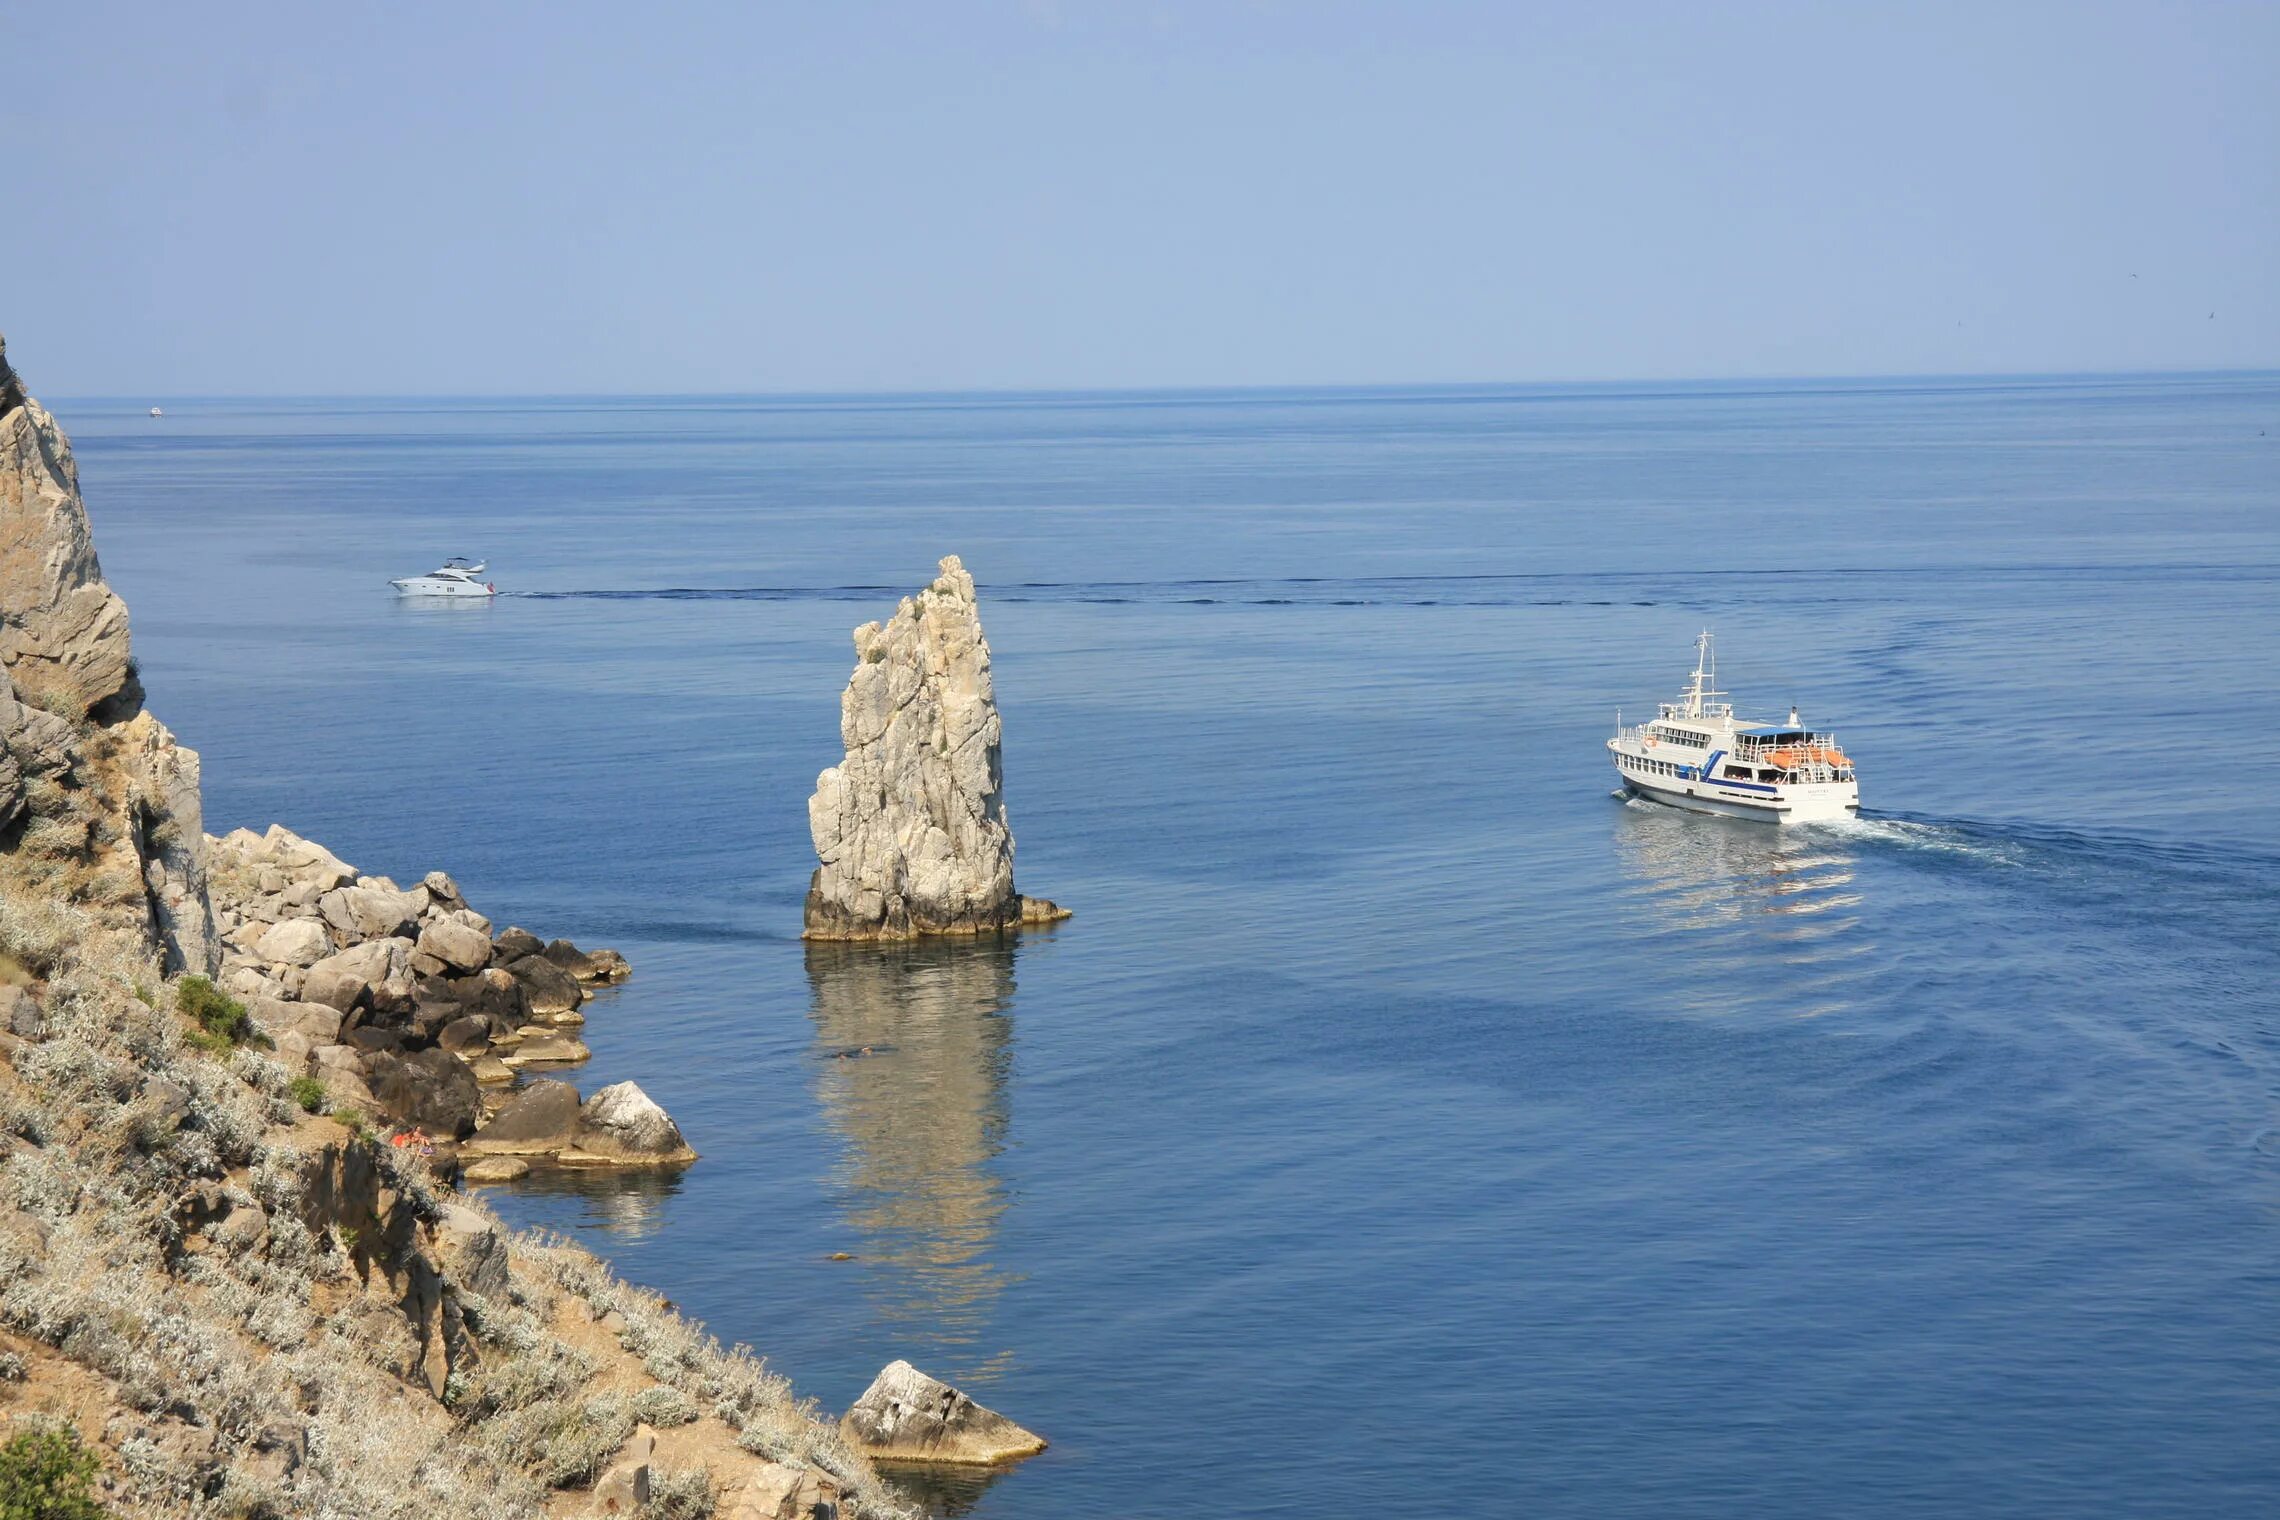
[390,559,496,598]
[1608,632,1859,823]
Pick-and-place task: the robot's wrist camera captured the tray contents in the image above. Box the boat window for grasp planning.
[1722,765,1752,780]
[1758,769,1782,782]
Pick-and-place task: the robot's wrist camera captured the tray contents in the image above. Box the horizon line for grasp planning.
[43,362,2280,407]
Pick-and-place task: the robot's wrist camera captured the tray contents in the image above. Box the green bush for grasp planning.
[288,1076,327,1114]
[175,976,261,1050]
[0,1425,109,1520]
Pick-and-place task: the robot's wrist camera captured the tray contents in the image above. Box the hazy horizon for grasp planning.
[36,363,2280,407]
[7,1,2277,395]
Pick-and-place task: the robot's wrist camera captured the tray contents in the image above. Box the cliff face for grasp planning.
[0,334,216,977]
[804,556,1064,940]
[0,336,139,722]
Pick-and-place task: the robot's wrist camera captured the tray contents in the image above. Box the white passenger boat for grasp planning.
[1608,632,1859,823]
[390,559,495,598]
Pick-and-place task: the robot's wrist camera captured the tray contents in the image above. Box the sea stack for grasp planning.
[804,555,1067,940]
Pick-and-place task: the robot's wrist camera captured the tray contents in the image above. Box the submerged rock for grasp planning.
[841,1359,1047,1466]
[803,555,1064,940]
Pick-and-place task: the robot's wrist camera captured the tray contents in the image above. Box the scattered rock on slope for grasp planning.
[803,555,1068,940]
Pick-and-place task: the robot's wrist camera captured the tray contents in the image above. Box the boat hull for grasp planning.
[1619,771,1858,824]
[390,578,493,598]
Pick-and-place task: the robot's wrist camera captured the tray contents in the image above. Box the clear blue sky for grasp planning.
[5,0,2275,395]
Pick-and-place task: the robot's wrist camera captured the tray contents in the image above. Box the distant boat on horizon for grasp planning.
[148,406,162,417]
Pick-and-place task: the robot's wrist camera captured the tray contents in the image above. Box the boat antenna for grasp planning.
[1683,630,1721,718]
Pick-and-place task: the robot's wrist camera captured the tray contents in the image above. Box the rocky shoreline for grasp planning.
[203,822,693,1171]
[0,331,1050,1516]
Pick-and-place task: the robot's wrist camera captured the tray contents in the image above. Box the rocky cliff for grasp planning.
[0,333,898,1518]
[804,556,1066,940]
[0,334,216,979]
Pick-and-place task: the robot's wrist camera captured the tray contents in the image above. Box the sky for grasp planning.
[3,0,2276,395]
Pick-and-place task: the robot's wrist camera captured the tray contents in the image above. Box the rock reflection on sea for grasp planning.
[876,1462,1011,1519]
[805,938,1021,1374]
[1610,798,1873,1018]
[476,1158,690,1241]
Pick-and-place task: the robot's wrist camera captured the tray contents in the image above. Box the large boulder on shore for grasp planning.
[416,916,491,974]
[841,1359,1046,1465]
[803,555,1065,940]
[254,917,331,967]
[502,954,583,1016]
[576,1082,693,1161]
[462,1079,584,1154]
[364,1046,481,1138]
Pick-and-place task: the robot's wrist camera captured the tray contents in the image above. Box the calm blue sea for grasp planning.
[56,375,2280,1517]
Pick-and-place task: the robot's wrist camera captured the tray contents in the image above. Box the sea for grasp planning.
[55,374,2280,1517]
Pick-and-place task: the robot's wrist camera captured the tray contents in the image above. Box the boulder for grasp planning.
[468,1055,514,1086]
[444,967,527,1025]
[265,825,353,885]
[299,966,364,1013]
[840,1360,1046,1465]
[434,1015,491,1056]
[490,926,544,963]
[726,1462,843,1519]
[318,884,420,941]
[307,937,414,1003]
[432,1202,510,1298]
[252,918,332,968]
[364,1047,482,1139]
[539,938,626,984]
[244,997,344,1047]
[591,1424,656,1515]
[460,1155,527,1182]
[502,954,583,1015]
[421,869,464,907]
[0,985,41,1040]
[310,1043,362,1074]
[416,917,491,975]
[501,1032,590,1067]
[575,1082,695,1163]
[443,904,492,938]
[271,1029,317,1073]
[317,1068,376,1114]
[463,1079,584,1154]
[804,555,1060,939]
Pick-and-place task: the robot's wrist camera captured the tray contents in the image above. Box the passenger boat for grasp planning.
[1607,632,1859,823]
[389,559,496,598]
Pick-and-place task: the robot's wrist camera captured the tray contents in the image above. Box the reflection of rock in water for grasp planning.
[877,1461,1010,1519]
[806,939,1019,1370]
[489,1160,689,1242]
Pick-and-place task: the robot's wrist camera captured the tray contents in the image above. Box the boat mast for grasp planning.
[1682,630,1720,718]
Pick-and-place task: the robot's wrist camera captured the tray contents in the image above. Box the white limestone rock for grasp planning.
[576,1080,695,1162]
[253,916,331,968]
[803,555,1064,940]
[841,1359,1047,1465]
[0,335,139,718]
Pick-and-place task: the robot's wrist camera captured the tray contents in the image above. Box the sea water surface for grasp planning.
[58,376,2280,1517]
